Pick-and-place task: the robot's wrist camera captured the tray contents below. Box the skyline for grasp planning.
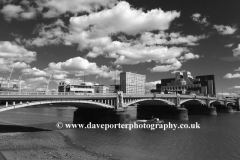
[0,0,240,96]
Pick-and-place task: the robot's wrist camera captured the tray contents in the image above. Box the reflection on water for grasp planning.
[1,107,240,160]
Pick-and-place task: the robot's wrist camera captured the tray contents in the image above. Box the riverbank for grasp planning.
[0,123,117,160]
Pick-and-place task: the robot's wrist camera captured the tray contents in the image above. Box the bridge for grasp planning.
[0,91,236,110]
[0,91,238,122]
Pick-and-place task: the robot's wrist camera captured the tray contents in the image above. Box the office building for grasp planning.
[109,85,120,93]
[152,71,216,96]
[120,72,146,94]
[58,81,94,94]
[94,85,109,94]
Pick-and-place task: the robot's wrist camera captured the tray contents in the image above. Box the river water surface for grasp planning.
[0,107,240,160]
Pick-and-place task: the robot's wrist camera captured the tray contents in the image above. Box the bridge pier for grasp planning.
[182,104,218,116]
[207,106,217,116]
[213,105,233,113]
[73,108,131,125]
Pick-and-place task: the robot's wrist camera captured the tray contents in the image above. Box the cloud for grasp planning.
[63,78,96,86]
[151,60,182,72]
[11,1,201,73]
[70,1,180,37]
[21,67,49,77]
[140,32,206,46]
[233,44,240,57]
[20,19,68,47]
[228,86,240,89]
[0,0,117,20]
[20,56,120,81]
[225,43,234,48]
[53,74,67,80]
[223,73,240,79]
[42,0,117,18]
[1,4,23,21]
[145,80,161,92]
[213,25,237,35]
[46,56,117,79]
[47,57,107,75]
[0,41,36,71]
[26,77,48,83]
[191,13,210,26]
[179,53,200,60]
[64,2,202,71]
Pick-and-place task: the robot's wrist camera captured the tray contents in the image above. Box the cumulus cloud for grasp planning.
[21,67,49,77]
[235,67,240,71]
[47,57,108,75]
[225,43,234,48]
[8,1,202,73]
[46,56,118,79]
[179,53,200,60]
[42,0,117,18]
[223,73,240,79]
[20,56,119,80]
[0,41,36,71]
[145,80,161,92]
[69,1,180,37]
[191,13,210,26]
[233,44,240,57]
[151,60,182,72]
[26,77,48,83]
[1,4,23,21]
[140,32,206,46]
[0,0,117,20]
[213,25,237,35]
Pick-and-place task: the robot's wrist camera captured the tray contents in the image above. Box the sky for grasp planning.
[0,0,240,96]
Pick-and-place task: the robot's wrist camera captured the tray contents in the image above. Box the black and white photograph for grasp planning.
[0,0,240,159]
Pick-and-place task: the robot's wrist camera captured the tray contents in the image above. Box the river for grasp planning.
[0,107,240,160]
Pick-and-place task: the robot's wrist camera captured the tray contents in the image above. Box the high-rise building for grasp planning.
[120,72,146,94]
[195,75,216,96]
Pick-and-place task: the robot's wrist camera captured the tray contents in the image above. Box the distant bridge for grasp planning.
[0,91,237,112]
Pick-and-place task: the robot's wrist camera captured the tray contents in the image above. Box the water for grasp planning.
[1,107,240,160]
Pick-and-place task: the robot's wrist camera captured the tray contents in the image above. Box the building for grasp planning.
[109,85,120,93]
[58,81,94,94]
[195,75,216,96]
[120,72,146,94]
[151,71,216,96]
[94,85,109,94]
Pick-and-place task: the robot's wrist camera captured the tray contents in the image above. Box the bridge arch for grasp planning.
[180,99,206,105]
[226,102,235,105]
[0,100,114,112]
[209,100,224,105]
[125,98,175,107]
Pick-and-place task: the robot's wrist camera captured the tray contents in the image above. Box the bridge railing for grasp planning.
[0,91,118,96]
[0,92,160,96]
